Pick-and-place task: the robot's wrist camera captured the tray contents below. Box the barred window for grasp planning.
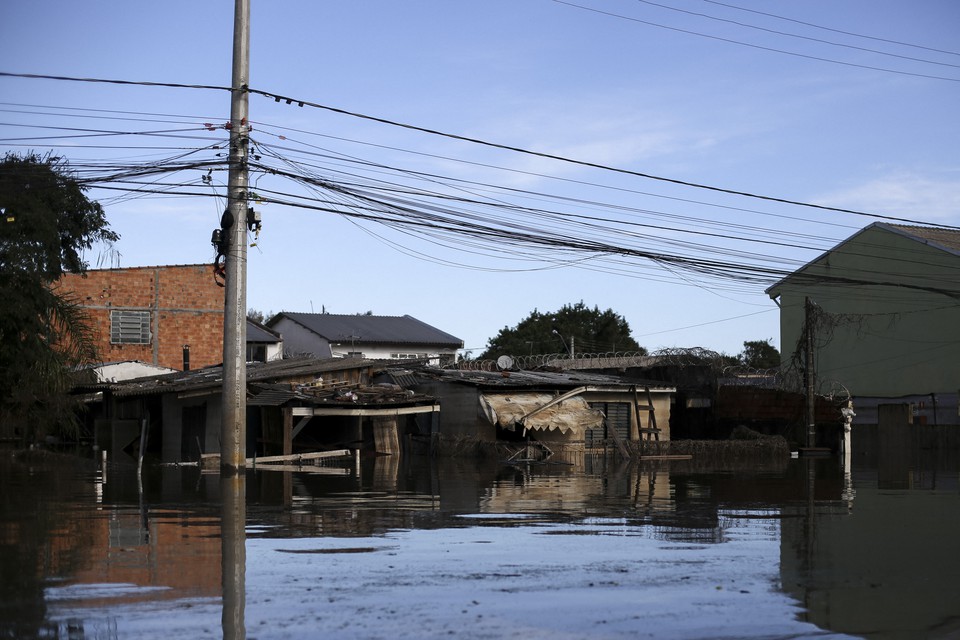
[110,310,151,345]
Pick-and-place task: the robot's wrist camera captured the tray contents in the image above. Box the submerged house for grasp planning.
[268,312,463,365]
[85,357,437,463]
[389,367,674,454]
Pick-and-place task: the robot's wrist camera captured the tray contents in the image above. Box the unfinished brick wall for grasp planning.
[56,264,224,370]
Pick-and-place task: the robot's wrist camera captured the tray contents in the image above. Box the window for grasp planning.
[110,310,151,345]
[247,344,267,362]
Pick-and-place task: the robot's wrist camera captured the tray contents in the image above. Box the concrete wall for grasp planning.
[56,265,224,371]
[271,317,333,358]
[772,226,960,396]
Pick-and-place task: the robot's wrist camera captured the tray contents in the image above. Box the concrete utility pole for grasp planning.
[221,0,251,473]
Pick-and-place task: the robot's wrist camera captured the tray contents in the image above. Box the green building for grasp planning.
[766,223,960,423]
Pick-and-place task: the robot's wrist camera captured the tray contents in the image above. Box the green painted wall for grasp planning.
[769,225,960,397]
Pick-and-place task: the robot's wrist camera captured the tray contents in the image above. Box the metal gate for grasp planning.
[586,402,630,449]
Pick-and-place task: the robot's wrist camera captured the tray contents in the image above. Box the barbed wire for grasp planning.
[451,347,849,401]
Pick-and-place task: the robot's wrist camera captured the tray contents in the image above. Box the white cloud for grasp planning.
[439,95,732,189]
[816,171,960,225]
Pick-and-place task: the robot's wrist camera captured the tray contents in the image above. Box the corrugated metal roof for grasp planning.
[247,384,303,407]
[108,357,375,397]
[273,313,462,347]
[406,367,673,392]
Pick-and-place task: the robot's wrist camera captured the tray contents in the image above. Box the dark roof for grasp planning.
[272,313,462,348]
[247,318,281,343]
[106,357,375,397]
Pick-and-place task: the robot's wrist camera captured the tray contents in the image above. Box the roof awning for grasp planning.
[479,391,604,436]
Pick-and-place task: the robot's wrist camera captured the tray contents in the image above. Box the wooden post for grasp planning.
[372,416,400,455]
[282,407,293,457]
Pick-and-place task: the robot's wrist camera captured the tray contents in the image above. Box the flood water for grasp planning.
[2,447,959,639]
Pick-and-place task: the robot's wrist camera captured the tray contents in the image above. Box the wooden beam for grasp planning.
[248,449,351,464]
[292,404,439,417]
[291,416,311,440]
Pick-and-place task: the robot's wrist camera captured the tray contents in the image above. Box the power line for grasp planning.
[636,303,926,341]
[249,86,960,229]
[700,0,960,57]
[633,0,960,70]
[551,0,960,83]
[3,71,954,228]
[0,71,230,92]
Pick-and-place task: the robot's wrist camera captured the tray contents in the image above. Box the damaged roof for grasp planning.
[102,357,376,397]
[395,367,674,392]
[247,382,435,409]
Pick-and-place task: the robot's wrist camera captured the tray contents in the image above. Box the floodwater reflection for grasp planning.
[0,448,957,638]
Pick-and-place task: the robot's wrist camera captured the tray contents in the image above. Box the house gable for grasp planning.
[767,223,960,300]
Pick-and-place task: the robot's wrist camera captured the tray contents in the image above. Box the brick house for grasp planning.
[56,264,224,371]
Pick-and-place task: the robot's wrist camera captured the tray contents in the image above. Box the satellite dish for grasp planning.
[496,355,514,371]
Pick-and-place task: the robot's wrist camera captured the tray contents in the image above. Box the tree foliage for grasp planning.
[0,153,118,444]
[479,301,644,360]
[738,338,780,369]
[247,308,275,325]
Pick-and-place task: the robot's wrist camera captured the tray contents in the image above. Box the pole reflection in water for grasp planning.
[221,471,246,640]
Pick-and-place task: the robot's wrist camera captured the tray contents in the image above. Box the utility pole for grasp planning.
[804,297,816,449]
[221,0,250,473]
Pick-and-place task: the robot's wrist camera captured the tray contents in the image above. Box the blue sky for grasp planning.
[2,1,958,358]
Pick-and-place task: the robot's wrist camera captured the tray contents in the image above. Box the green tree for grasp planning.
[247,308,276,324]
[738,338,780,369]
[0,153,118,444]
[479,301,645,360]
